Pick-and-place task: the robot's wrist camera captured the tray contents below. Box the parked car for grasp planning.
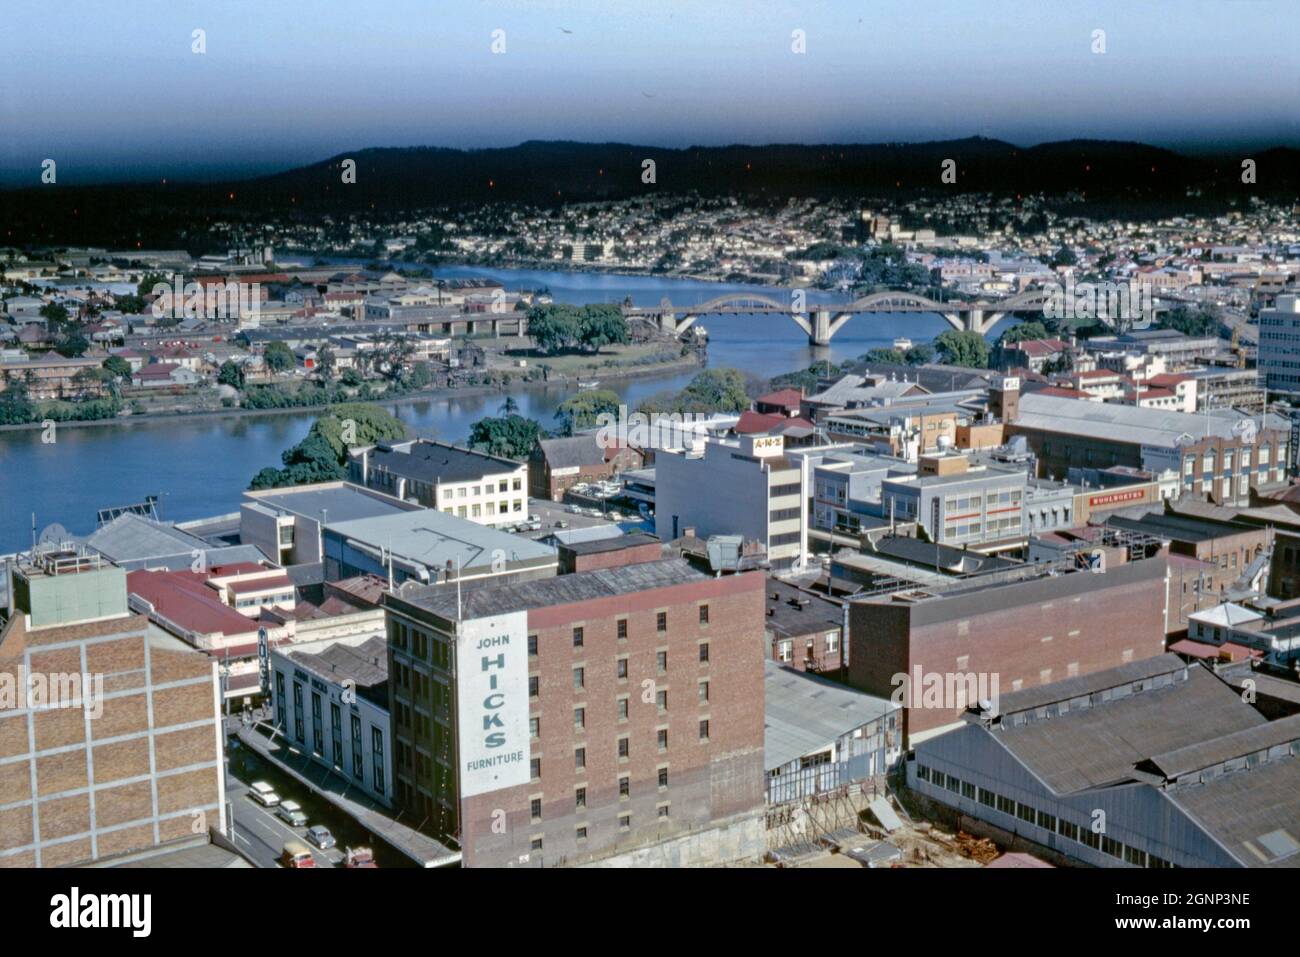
[343,847,378,868]
[306,825,336,850]
[277,799,309,827]
[280,840,315,868]
[248,781,280,807]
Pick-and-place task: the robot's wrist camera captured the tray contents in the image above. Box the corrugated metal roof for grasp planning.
[763,660,896,770]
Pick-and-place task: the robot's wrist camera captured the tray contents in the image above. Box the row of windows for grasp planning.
[530,721,712,779]
[530,768,674,823]
[527,806,668,851]
[445,477,524,497]
[531,610,707,655]
[916,764,1174,868]
[441,500,524,518]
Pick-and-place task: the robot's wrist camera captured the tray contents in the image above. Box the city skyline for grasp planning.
[3,0,1299,185]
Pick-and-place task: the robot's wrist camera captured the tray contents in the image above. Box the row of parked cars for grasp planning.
[248,781,376,869]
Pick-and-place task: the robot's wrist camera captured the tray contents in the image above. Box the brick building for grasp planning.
[530,434,645,502]
[848,551,1169,746]
[0,548,224,868]
[382,557,767,867]
[765,578,844,675]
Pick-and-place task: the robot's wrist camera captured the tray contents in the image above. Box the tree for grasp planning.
[103,356,132,380]
[1159,306,1219,338]
[555,389,621,434]
[499,395,520,417]
[999,321,1050,345]
[137,272,169,298]
[469,414,544,459]
[263,340,295,373]
[1049,245,1078,268]
[577,304,629,353]
[340,367,363,387]
[934,330,991,368]
[247,403,408,489]
[904,343,935,365]
[217,360,245,389]
[113,293,147,314]
[316,344,337,381]
[863,348,905,365]
[40,303,70,330]
[54,333,90,358]
[526,304,582,354]
[638,368,750,415]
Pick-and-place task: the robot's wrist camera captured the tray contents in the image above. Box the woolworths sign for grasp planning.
[456,611,530,797]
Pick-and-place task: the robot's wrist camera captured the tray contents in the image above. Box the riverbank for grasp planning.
[0,349,706,434]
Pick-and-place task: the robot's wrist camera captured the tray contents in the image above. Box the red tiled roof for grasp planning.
[735,410,814,435]
[755,388,803,407]
[1167,638,1260,662]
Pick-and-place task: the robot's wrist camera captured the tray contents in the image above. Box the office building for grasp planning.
[349,439,529,527]
[1258,294,1300,395]
[382,556,767,867]
[655,434,806,571]
[1,547,224,867]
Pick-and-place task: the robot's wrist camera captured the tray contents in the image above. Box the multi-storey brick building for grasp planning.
[0,547,225,867]
[848,550,1169,747]
[382,556,767,867]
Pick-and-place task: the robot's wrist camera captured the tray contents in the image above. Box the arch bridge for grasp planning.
[623,288,1054,345]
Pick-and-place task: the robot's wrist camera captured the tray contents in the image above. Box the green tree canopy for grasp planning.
[468,414,544,459]
[862,348,905,365]
[999,321,1050,344]
[263,340,295,373]
[637,368,750,415]
[933,330,991,368]
[556,389,622,434]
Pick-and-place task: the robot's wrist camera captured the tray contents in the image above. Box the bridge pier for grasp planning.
[809,309,832,346]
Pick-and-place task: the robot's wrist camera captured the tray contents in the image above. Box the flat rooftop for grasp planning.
[325,509,557,572]
[395,557,709,621]
[245,482,414,524]
[367,440,523,484]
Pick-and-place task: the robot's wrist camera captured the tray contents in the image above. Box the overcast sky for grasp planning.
[2,0,1297,184]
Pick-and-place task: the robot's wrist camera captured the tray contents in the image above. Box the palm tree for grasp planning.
[499,395,519,417]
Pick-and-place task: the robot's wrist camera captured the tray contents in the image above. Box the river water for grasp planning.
[0,266,994,549]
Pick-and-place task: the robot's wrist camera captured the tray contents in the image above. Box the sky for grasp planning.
[1,0,1297,185]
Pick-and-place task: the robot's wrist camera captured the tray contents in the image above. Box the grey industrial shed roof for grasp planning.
[1015,392,1273,448]
[1143,713,1300,780]
[287,636,388,705]
[82,514,271,570]
[1166,753,1300,867]
[400,557,706,621]
[994,661,1265,794]
[764,660,896,770]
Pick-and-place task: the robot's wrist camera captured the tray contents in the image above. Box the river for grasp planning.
[0,266,1002,550]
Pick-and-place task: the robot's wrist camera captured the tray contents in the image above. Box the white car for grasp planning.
[277,800,308,827]
[248,781,280,807]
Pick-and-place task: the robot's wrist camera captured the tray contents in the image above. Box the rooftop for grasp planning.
[1015,392,1274,448]
[764,660,896,770]
[324,509,556,574]
[365,439,523,484]
[245,482,414,524]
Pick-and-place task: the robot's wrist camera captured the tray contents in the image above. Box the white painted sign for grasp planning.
[456,611,530,797]
[552,466,580,477]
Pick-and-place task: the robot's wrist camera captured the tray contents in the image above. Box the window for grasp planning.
[573,666,585,691]
[330,703,343,770]
[617,657,628,680]
[977,787,995,809]
[657,729,669,751]
[529,676,539,698]
[617,697,629,720]
[275,671,286,730]
[698,681,710,704]
[530,757,541,780]
[528,634,538,656]
[573,626,584,648]
[699,605,709,624]
[618,737,629,759]
[619,776,630,798]
[311,693,324,756]
[530,716,540,738]
[825,630,840,654]
[699,719,710,741]
[576,826,588,841]
[293,682,304,743]
[778,641,793,663]
[656,689,668,713]
[530,837,543,852]
[1036,810,1056,832]
[656,612,667,632]
[575,747,586,770]
[619,814,631,831]
[1058,819,1080,842]
[350,714,363,782]
[575,787,586,809]
[656,651,668,674]
[574,707,585,730]
[699,642,709,663]
[658,768,669,789]
[617,618,627,640]
[530,798,542,821]
[657,804,670,819]
[371,727,385,794]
